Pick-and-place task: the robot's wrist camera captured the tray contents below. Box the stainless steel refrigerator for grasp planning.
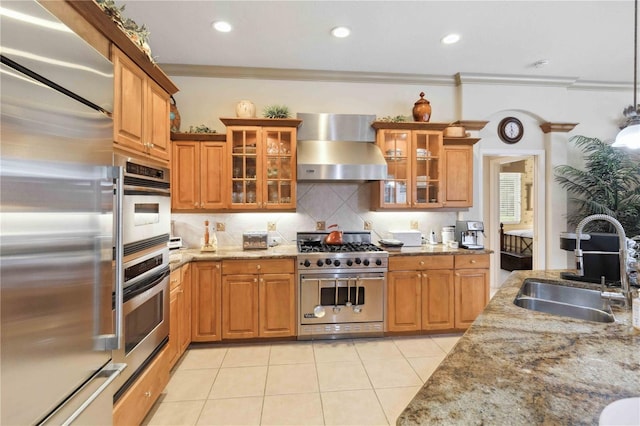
[1,1,125,424]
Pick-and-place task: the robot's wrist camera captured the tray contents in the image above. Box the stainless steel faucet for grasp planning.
[575,214,632,309]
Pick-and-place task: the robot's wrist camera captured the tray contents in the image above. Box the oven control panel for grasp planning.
[298,253,388,270]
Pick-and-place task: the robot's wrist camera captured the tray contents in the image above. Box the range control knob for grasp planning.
[303,260,311,267]
[355,258,362,265]
[346,259,353,266]
[334,259,341,267]
[363,259,370,266]
[316,259,324,267]
[375,259,382,266]
[325,259,332,265]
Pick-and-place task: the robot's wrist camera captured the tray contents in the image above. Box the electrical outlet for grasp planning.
[267,221,276,231]
[410,220,419,230]
[316,221,326,231]
[364,220,372,230]
[216,222,225,232]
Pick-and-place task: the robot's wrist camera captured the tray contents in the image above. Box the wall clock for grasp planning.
[498,117,524,144]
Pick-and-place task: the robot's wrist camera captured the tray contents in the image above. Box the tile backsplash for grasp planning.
[172,182,458,248]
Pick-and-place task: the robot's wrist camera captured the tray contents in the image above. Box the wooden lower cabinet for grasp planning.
[221,259,296,339]
[421,269,455,330]
[387,254,488,332]
[113,346,169,426]
[387,270,421,332]
[191,261,222,342]
[454,254,490,328]
[168,264,192,369]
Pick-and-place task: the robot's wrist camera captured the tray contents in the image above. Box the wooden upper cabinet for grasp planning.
[222,119,299,211]
[171,139,227,211]
[113,47,170,161]
[442,142,474,207]
[372,122,481,210]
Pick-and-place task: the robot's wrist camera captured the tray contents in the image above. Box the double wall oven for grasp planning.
[112,154,171,400]
[297,232,388,340]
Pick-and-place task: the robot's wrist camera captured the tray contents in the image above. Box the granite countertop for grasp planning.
[398,270,640,425]
[169,244,491,270]
[384,244,492,256]
[169,245,299,269]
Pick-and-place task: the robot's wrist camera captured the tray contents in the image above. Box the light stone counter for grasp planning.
[384,244,492,256]
[398,269,640,425]
[169,245,298,270]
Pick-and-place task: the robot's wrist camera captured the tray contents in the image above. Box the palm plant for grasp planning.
[554,135,640,236]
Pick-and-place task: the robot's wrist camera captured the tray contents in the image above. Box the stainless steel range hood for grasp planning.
[296,113,387,181]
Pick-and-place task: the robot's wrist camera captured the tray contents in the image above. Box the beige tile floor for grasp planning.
[143,334,462,426]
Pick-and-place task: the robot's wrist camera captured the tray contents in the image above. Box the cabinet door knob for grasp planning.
[256,264,261,270]
[216,264,221,269]
[471,260,477,264]
[253,278,258,283]
[194,202,198,207]
[419,261,424,266]
[144,391,152,398]
[417,273,422,278]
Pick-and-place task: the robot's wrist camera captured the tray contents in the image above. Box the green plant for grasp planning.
[378,115,409,123]
[263,105,290,119]
[188,124,216,134]
[554,135,640,236]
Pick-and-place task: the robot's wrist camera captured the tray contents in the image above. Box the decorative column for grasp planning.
[541,122,578,269]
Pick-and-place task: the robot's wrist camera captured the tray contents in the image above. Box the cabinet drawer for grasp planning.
[389,255,454,271]
[454,254,490,269]
[222,259,295,275]
[170,268,182,291]
[113,346,169,426]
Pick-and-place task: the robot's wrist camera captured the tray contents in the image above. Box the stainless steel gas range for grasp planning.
[296,231,388,340]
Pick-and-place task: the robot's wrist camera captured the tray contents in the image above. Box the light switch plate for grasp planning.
[216,222,225,232]
[364,221,372,230]
[316,221,326,230]
[410,221,419,230]
[267,222,276,231]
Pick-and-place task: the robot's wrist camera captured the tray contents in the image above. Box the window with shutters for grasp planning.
[500,172,521,224]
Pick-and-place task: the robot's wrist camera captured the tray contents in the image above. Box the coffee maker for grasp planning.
[456,220,485,249]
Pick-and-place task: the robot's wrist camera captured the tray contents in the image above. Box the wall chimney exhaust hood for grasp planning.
[296,113,387,181]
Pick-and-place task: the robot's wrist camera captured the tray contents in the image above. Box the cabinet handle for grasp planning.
[260,278,264,283]
[194,202,198,208]
[253,278,258,283]
[170,279,178,284]
[417,273,422,278]
[471,260,477,264]
[216,264,220,269]
[200,202,204,208]
[419,261,424,266]
[256,264,261,270]
[144,391,152,398]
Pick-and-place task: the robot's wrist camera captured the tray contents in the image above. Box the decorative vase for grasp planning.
[236,100,256,118]
[169,96,181,132]
[412,92,431,122]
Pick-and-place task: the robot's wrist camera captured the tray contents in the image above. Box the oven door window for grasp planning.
[133,203,160,226]
[124,289,164,354]
[320,286,365,306]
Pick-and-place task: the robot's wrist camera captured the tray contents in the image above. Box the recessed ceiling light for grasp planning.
[441,33,461,45]
[331,26,351,38]
[212,21,232,33]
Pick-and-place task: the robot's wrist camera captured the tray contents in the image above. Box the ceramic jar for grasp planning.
[236,100,256,118]
[412,92,431,122]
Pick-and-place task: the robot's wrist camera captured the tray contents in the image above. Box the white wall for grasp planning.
[169,73,631,275]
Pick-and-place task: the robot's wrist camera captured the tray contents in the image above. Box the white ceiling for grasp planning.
[120,0,636,85]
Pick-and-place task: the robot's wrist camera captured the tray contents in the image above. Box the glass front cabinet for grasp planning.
[374,128,443,209]
[224,119,299,210]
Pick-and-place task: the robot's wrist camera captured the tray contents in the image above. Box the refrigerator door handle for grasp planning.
[96,166,124,350]
[59,363,126,426]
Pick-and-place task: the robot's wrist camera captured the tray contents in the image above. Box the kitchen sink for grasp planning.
[513,279,615,323]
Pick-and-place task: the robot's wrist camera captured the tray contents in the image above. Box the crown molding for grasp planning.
[158,64,632,91]
[456,72,578,87]
[158,64,455,86]
[540,122,579,133]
